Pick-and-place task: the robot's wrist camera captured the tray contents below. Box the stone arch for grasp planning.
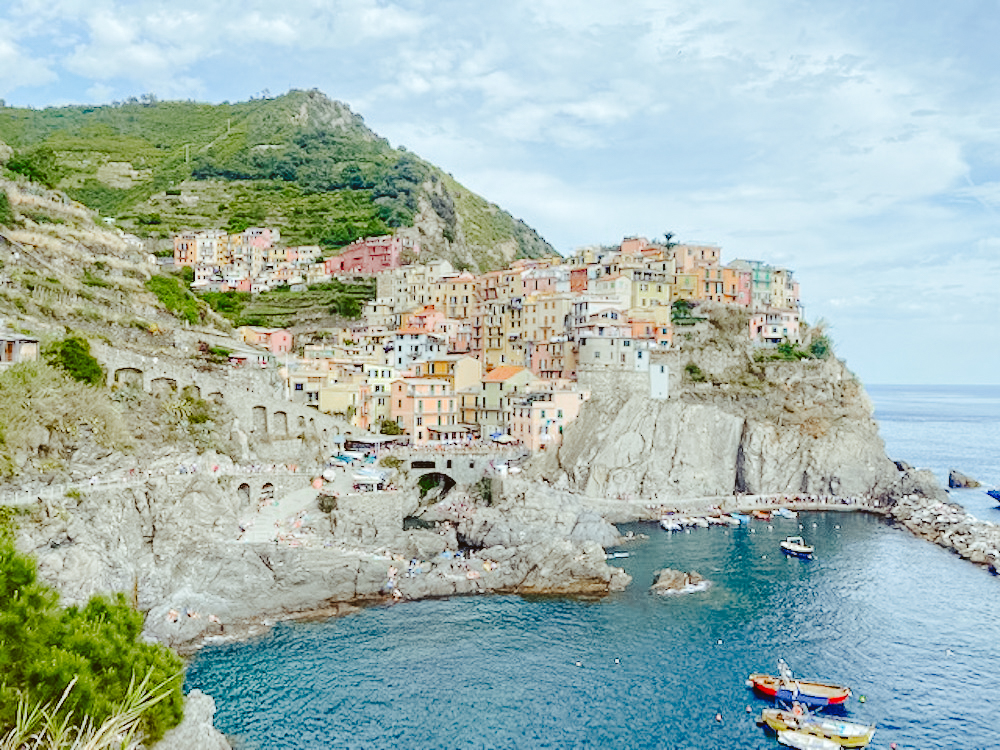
[252,406,268,434]
[181,384,201,400]
[272,411,288,437]
[114,367,143,389]
[237,483,251,505]
[260,482,275,505]
[416,472,456,499]
[150,377,177,398]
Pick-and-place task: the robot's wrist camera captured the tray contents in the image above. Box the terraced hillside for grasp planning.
[0,90,557,272]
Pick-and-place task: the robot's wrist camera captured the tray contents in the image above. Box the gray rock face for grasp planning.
[15,467,630,649]
[948,470,982,488]
[153,689,231,750]
[552,358,900,501]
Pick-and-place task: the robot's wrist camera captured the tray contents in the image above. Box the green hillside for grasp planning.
[0,90,557,271]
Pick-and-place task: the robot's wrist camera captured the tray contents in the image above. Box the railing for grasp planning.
[0,463,322,508]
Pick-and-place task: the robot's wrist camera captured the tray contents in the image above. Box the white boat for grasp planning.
[691,517,709,528]
[660,519,682,532]
[780,536,814,558]
[777,730,839,750]
[776,507,798,519]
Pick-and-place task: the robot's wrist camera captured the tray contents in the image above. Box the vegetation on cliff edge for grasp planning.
[0,535,183,742]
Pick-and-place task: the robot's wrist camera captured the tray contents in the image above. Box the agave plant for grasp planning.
[0,670,179,750]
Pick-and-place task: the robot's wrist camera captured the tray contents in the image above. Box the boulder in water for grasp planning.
[949,470,982,489]
[650,568,708,594]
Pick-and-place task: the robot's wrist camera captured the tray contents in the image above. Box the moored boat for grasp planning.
[659,518,682,532]
[758,708,876,747]
[776,507,798,519]
[780,536,814,558]
[777,729,840,750]
[987,489,1000,504]
[747,660,851,708]
[752,509,773,521]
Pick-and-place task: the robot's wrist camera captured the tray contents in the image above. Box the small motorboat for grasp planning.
[759,708,876,747]
[660,518,682,532]
[777,729,839,750]
[775,507,798,519]
[780,536,814,558]
[730,512,750,524]
[987,489,1000,504]
[752,509,773,521]
[748,660,851,708]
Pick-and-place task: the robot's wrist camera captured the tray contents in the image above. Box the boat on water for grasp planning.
[987,489,1000,504]
[659,518,682,532]
[730,512,751,524]
[776,507,798,519]
[752,509,773,521]
[777,729,840,750]
[758,708,876,747]
[748,660,851,708]
[780,536,815,558]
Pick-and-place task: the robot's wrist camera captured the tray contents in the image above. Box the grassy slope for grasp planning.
[0,91,557,271]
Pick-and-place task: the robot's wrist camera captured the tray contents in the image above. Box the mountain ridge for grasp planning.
[0,89,557,272]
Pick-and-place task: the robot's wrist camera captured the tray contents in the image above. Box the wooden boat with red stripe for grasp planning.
[747,672,851,708]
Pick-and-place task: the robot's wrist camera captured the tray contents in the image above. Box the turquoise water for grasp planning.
[186,387,1000,749]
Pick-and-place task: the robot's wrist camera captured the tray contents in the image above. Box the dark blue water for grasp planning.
[187,386,1000,749]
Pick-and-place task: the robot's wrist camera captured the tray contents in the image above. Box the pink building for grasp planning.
[325,235,419,275]
[390,377,461,445]
[506,389,591,452]
[748,309,800,345]
[240,326,294,355]
[530,340,578,380]
[723,266,752,307]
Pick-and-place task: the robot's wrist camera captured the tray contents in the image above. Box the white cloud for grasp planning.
[0,28,57,95]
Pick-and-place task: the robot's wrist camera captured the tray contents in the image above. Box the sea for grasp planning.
[186,385,1000,749]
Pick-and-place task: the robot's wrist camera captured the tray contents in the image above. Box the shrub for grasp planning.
[0,191,13,226]
[145,274,202,325]
[43,336,105,385]
[378,418,403,435]
[0,539,184,742]
[6,146,63,188]
[379,455,403,470]
[684,362,707,383]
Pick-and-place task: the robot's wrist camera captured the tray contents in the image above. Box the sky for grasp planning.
[1,0,998,385]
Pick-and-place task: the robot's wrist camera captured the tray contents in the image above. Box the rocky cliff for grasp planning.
[547,357,899,502]
[13,467,628,651]
[543,314,903,503]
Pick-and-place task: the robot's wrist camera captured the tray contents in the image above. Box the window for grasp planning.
[416,417,423,426]
[294,383,304,391]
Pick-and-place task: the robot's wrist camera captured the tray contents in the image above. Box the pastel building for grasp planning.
[390,377,462,445]
[239,326,293,355]
[326,235,419,275]
[506,388,591,451]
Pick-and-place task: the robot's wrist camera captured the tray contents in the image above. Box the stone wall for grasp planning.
[92,344,350,447]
